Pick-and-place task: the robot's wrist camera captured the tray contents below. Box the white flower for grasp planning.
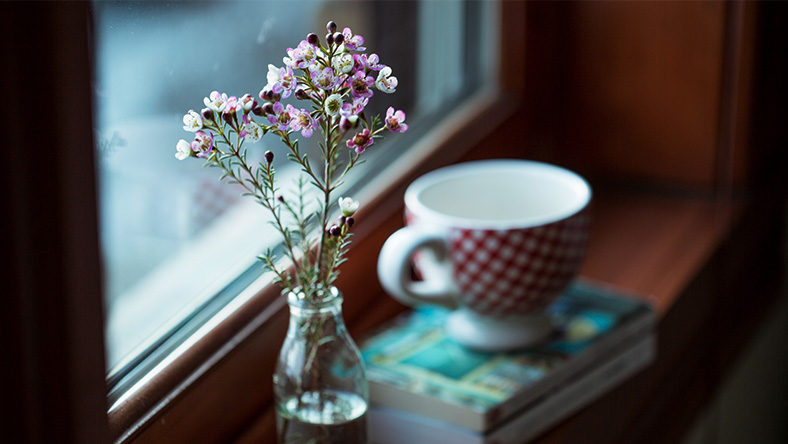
[182,110,203,132]
[338,196,359,217]
[332,52,354,74]
[375,66,398,94]
[243,122,264,143]
[240,94,255,112]
[265,64,280,90]
[175,139,191,160]
[324,93,343,117]
[203,91,228,112]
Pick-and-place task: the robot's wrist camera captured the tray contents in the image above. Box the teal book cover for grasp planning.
[360,280,655,431]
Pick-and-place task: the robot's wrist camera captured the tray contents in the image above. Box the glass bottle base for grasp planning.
[276,390,368,444]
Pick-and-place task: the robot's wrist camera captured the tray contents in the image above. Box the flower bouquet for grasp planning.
[175,21,407,443]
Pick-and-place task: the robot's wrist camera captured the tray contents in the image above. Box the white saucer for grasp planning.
[445,308,553,351]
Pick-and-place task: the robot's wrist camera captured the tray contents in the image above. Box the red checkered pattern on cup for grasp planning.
[404,204,589,318]
[446,210,589,318]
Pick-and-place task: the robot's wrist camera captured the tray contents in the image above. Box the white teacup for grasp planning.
[377,159,592,350]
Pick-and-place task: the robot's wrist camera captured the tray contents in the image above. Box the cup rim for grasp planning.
[405,159,591,230]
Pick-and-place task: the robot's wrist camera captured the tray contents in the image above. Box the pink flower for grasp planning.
[351,54,385,73]
[190,130,214,158]
[223,96,241,118]
[348,71,374,98]
[340,96,368,118]
[346,128,373,153]
[263,65,297,99]
[284,40,318,69]
[225,96,238,110]
[350,54,364,74]
[365,53,386,71]
[267,102,291,132]
[311,67,341,91]
[341,27,366,51]
[276,65,298,99]
[385,107,409,133]
[288,105,317,138]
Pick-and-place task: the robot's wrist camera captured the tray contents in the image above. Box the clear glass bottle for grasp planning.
[273,286,368,444]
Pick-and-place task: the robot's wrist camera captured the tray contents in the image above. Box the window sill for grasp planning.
[233,183,783,443]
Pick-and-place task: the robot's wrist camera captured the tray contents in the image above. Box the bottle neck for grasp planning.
[287,286,343,317]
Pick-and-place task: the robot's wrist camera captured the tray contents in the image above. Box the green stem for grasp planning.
[316,114,339,290]
[213,124,303,289]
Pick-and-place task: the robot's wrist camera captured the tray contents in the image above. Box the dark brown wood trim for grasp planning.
[108,283,281,440]
[715,0,746,201]
[2,2,109,443]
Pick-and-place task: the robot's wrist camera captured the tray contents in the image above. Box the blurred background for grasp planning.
[4,1,786,443]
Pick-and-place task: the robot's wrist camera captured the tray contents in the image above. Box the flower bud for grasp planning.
[333,32,344,45]
[294,87,309,101]
[259,88,275,102]
[277,195,285,203]
[201,107,214,121]
[326,21,337,33]
[346,217,355,228]
[264,150,274,164]
[222,109,235,125]
[338,215,346,225]
[325,32,334,46]
[307,33,319,46]
[261,103,275,115]
[329,225,341,237]
[340,115,358,131]
[252,105,265,116]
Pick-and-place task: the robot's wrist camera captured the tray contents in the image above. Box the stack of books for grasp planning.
[359,280,656,444]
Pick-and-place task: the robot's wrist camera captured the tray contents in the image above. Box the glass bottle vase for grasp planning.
[273,286,369,444]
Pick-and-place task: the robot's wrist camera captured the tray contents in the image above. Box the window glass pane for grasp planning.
[93,0,496,398]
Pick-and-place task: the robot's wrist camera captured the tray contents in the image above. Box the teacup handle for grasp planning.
[377,226,459,310]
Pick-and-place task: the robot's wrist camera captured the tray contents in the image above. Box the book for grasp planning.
[368,334,656,444]
[359,280,656,433]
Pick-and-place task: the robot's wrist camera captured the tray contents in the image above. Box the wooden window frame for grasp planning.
[3,2,109,443]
